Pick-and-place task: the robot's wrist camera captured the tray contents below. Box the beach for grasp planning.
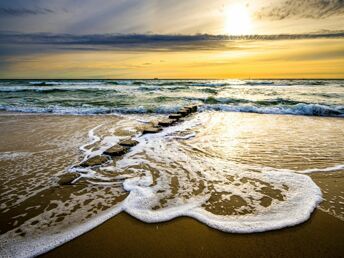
[0,107,343,257]
[44,210,344,258]
[1,0,344,256]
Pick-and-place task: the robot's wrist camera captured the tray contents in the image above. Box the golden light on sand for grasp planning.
[225,4,252,35]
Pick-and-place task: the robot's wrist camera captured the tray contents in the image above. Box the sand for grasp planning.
[42,210,344,258]
[0,112,343,258]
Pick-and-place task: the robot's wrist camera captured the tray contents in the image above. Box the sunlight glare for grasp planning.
[225,4,252,35]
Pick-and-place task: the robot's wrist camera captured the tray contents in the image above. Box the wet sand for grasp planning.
[1,112,343,257]
[43,210,344,258]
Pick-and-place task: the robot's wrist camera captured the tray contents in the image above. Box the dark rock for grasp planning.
[177,105,198,117]
[80,155,109,167]
[186,105,198,112]
[119,139,139,147]
[178,109,190,116]
[104,145,129,156]
[142,126,162,134]
[158,118,177,127]
[58,173,80,185]
[169,113,183,120]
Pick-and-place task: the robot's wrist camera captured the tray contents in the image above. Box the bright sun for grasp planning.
[225,4,252,35]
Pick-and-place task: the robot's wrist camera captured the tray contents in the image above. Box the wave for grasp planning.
[193,97,303,106]
[105,81,119,85]
[138,86,161,92]
[200,103,344,117]
[0,104,181,115]
[1,103,343,117]
[1,79,341,89]
[201,96,248,104]
[29,81,60,86]
[197,88,219,94]
[0,87,118,93]
[28,81,105,86]
[245,81,275,86]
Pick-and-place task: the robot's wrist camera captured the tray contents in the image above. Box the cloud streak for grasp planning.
[1,31,344,52]
[0,7,54,16]
[256,0,344,20]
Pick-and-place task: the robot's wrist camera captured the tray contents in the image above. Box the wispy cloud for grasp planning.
[256,0,344,20]
[1,31,344,52]
[0,7,54,16]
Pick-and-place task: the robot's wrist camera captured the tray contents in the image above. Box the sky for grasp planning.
[0,0,343,79]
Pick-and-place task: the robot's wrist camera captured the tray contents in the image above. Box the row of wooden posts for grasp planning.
[58,104,199,185]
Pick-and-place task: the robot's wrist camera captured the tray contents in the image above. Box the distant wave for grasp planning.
[0,85,190,93]
[29,81,61,86]
[29,81,104,86]
[0,87,118,93]
[245,81,275,86]
[0,79,338,88]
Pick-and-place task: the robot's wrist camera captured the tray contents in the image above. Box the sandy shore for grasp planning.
[43,210,344,258]
[0,112,343,257]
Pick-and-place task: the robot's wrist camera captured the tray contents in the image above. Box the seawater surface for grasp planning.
[0,79,343,116]
[0,79,344,257]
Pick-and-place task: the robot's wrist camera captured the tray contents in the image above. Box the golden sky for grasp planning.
[0,0,343,78]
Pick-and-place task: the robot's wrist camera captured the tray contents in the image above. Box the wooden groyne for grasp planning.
[58,105,199,185]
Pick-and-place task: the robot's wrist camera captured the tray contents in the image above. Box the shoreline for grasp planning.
[43,209,344,258]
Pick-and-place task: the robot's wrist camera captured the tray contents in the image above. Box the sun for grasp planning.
[225,4,252,35]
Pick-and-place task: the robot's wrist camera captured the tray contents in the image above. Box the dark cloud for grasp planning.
[0,31,343,52]
[0,7,54,16]
[256,0,344,20]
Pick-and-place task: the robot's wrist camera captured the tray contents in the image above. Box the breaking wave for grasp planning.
[0,103,343,117]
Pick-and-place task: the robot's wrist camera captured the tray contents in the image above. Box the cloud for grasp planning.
[0,7,54,16]
[256,0,344,20]
[0,31,343,52]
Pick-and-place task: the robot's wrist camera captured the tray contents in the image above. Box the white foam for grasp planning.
[299,164,344,174]
[0,205,123,258]
[78,123,122,162]
[115,113,322,233]
[79,124,103,155]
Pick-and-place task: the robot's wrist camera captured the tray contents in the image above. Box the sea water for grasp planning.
[0,79,343,116]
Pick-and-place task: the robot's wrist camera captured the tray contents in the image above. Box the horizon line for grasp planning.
[1,78,344,80]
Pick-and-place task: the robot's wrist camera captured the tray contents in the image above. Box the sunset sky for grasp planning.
[0,0,343,79]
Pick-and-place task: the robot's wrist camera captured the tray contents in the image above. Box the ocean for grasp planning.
[0,79,343,116]
[0,79,343,257]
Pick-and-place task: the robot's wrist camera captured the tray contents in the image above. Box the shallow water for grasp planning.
[0,112,343,257]
[0,79,343,116]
